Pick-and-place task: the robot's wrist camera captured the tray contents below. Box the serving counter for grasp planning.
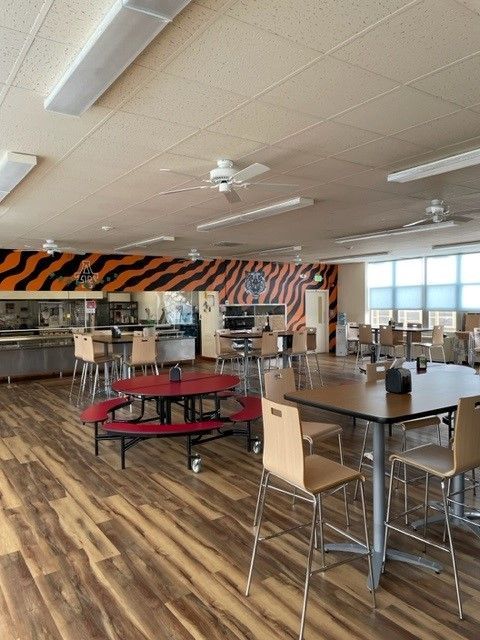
[0,328,196,382]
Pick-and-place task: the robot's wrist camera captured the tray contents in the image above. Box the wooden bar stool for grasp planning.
[124,335,159,377]
[379,325,405,360]
[258,367,350,528]
[354,362,442,525]
[256,331,280,396]
[69,331,85,398]
[355,324,376,367]
[384,394,480,619]
[78,335,118,402]
[214,331,241,374]
[246,398,375,640]
[285,329,313,389]
[412,324,446,363]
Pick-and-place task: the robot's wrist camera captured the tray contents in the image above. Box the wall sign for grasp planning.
[244,270,267,299]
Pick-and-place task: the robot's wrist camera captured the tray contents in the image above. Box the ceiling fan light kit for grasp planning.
[0,151,37,202]
[197,197,314,231]
[45,0,192,115]
[388,146,480,182]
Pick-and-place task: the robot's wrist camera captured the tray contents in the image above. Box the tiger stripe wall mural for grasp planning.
[0,250,338,350]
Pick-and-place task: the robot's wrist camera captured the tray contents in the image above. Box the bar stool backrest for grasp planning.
[453,395,480,474]
[291,329,307,354]
[81,335,96,363]
[379,326,394,347]
[73,332,83,359]
[214,332,235,356]
[365,361,388,382]
[131,336,156,365]
[432,325,444,346]
[473,327,480,349]
[261,331,278,356]
[92,330,112,355]
[264,367,296,405]
[347,323,359,340]
[359,324,372,345]
[262,397,305,488]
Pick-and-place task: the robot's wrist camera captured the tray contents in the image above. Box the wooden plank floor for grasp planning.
[0,355,479,639]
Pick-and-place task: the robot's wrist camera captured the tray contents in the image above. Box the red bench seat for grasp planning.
[104,420,223,436]
[80,397,131,424]
[228,395,262,423]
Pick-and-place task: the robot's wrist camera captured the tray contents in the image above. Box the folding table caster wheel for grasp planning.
[252,439,262,455]
[191,455,203,473]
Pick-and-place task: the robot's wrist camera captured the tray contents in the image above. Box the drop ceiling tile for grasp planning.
[38,0,112,45]
[259,57,397,119]
[277,121,381,156]
[123,72,246,128]
[411,54,480,108]
[169,130,264,161]
[208,101,318,144]
[96,64,156,109]
[335,86,460,135]
[334,137,430,168]
[0,86,110,160]
[0,26,26,83]
[165,16,317,97]
[286,157,369,182]
[394,109,480,150]
[137,3,216,69]
[456,0,480,13]
[13,37,75,94]
[228,0,412,52]
[333,168,444,197]
[196,0,231,8]
[0,0,44,33]
[333,0,480,83]
[239,145,324,173]
[409,183,480,202]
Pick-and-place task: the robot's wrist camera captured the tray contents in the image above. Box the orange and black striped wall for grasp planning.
[0,251,338,350]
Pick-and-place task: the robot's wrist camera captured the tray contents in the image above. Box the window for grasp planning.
[368,262,393,310]
[370,309,392,327]
[426,256,457,310]
[398,310,423,325]
[460,253,480,310]
[428,311,456,331]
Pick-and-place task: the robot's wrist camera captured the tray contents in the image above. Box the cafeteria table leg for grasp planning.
[406,333,412,361]
[369,422,385,588]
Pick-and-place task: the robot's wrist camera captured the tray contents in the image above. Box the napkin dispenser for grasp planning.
[385,367,411,394]
[169,364,182,382]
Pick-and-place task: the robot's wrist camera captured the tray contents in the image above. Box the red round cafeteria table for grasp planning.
[112,370,240,424]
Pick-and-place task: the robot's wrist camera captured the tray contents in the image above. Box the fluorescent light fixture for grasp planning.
[45,0,192,116]
[388,147,480,182]
[236,244,302,257]
[432,239,480,251]
[197,197,314,231]
[335,221,456,243]
[0,151,37,202]
[114,235,175,250]
[323,252,390,263]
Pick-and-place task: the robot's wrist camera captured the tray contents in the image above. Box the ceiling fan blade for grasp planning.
[453,207,480,215]
[231,162,270,183]
[224,189,241,203]
[159,185,211,196]
[449,215,473,223]
[402,218,430,228]
[250,181,298,187]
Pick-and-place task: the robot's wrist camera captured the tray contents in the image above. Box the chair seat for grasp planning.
[302,421,342,440]
[125,357,157,366]
[411,341,437,348]
[218,350,240,358]
[399,415,440,431]
[390,443,454,478]
[303,454,362,493]
[89,355,115,365]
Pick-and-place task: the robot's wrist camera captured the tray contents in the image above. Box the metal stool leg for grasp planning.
[354,421,370,500]
[441,479,463,619]
[246,472,270,596]
[337,434,350,527]
[298,496,318,640]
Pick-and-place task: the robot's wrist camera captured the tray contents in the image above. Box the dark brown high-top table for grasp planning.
[286,364,480,588]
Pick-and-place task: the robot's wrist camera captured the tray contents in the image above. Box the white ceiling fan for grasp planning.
[24,239,85,255]
[403,199,480,227]
[160,159,297,203]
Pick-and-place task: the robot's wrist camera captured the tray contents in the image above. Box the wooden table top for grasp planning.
[285,364,480,424]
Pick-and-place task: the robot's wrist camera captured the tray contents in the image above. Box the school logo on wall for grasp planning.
[244,270,267,299]
[74,260,99,289]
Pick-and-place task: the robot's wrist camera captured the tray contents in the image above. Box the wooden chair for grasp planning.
[124,336,159,377]
[260,367,350,526]
[379,325,405,359]
[284,329,313,389]
[214,331,241,374]
[246,398,375,640]
[69,332,85,398]
[355,324,376,367]
[412,324,446,363]
[256,332,280,395]
[384,394,480,619]
[355,362,442,524]
[78,335,118,401]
